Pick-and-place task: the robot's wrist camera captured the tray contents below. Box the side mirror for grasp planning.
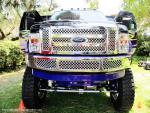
[20,10,42,31]
[121,19,137,32]
[115,11,137,31]
[25,17,35,30]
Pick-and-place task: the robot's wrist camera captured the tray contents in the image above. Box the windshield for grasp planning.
[51,10,107,22]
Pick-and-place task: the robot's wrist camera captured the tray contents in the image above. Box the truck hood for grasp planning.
[31,20,118,33]
[40,20,117,28]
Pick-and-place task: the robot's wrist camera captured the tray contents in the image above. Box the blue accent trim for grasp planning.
[129,41,132,52]
[32,69,123,81]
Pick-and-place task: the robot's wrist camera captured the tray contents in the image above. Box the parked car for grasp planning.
[138,61,146,67]
[144,58,150,70]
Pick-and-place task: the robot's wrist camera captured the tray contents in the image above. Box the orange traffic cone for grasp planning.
[18,100,25,111]
[137,101,142,109]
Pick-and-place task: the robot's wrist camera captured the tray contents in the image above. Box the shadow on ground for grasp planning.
[43,93,117,113]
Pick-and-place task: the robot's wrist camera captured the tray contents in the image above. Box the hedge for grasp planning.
[136,34,150,56]
[0,40,24,71]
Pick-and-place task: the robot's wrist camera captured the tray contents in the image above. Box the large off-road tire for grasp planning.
[22,67,48,109]
[110,68,135,112]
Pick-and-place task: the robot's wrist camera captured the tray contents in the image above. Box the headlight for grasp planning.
[29,33,41,53]
[117,33,130,54]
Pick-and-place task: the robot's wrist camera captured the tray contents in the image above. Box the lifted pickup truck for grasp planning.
[20,9,137,112]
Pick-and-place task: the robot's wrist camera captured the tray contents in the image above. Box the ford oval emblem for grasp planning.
[72,37,86,43]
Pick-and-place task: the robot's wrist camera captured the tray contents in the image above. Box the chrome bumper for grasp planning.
[27,55,131,73]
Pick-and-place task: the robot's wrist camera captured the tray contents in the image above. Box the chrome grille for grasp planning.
[41,26,117,54]
[59,60,100,70]
[34,57,122,71]
[108,27,116,52]
[52,37,105,43]
[51,26,107,53]
[88,38,105,43]
[35,58,56,69]
[52,27,106,34]
[102,59,122,70]
[42,28,50,50]
[53,46,105,52]
[52,38,71,42]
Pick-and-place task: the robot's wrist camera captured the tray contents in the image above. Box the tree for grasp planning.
[87,0,99,10]
[123,0,150,31]
[0,0,24,39]
[124,0,150,56]
[0,0,57,39]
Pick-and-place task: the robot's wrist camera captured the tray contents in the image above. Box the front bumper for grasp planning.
[32,69,125,81]
[27,54,131,73]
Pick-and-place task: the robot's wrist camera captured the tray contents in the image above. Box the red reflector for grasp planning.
[41,51,53,54]
[31,38,38,44]
[38,57,54,60]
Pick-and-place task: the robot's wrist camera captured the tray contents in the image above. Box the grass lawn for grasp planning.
[0,64,150,113]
